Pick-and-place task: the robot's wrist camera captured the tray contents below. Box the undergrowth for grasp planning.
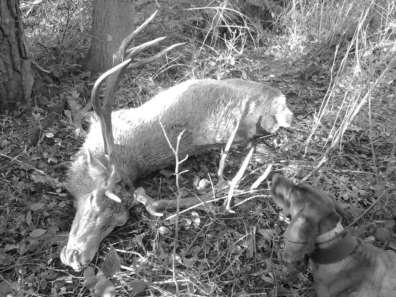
[0,0,395,296]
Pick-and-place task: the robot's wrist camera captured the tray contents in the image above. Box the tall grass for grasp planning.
[281,0,396,163]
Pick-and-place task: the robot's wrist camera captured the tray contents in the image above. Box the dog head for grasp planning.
[271,175,341,271]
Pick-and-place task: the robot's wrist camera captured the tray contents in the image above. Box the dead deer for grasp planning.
[60,11,293,272]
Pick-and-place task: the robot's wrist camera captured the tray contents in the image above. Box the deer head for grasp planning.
[270,94,293,131]
[61,11,183,271]
[270,175,341,272]
[257,92,293,134]
[60,151,129,271]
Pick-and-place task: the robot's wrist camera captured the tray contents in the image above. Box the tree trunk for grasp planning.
[85,0,136,73]
[0,0,33,111]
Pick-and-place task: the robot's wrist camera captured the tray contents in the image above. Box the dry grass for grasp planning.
[1,0,395,296]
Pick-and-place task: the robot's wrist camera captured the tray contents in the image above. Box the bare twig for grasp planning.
[302,56,395,183]
[217,97,249,181]
[346,191,386,229]
[224,147,254,212]
[301,156,328,183]
[217,117,241,181]
[250,164,273,191]
[159,122,190,295]
[31,60,50,74]
[233,193,270,208]
[165,196,224,221]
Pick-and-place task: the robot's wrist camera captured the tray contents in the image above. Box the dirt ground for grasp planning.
[1,1,395,297]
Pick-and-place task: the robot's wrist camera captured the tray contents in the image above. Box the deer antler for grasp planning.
[90,10,184,159]
[90,59,131,157]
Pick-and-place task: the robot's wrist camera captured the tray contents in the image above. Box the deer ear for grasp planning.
[271,95,293,128]
[86,152,122,203]
[89,189,103,210]
[86,150,108,180]
[271,174,294,214]
[108,164,121,185]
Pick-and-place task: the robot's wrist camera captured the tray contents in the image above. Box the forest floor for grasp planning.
[1,1,396,297]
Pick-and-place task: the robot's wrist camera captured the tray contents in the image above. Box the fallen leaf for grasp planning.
[0,281,16,296]
[30,202,45,211]
[260,273,274,284]
[159,169,173,178]
[196,178,210,192]
[375,227,392,242]
[4,244,18,252]
[102,247,121,277]
[128,280,149,296]
[30,228,47,238]
[158,226,170,235]
[191,211,201,228]
[26,211,32,226]
[94,271,115,297]
[83,267,97,290]
[0,251,14,266]
[47,156,58,164]
[258,228,274,241]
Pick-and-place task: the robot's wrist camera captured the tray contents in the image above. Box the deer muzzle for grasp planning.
[60,245,95,272]
[60,195,129,271]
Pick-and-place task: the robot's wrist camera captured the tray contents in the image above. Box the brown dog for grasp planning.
[271,175,396,297]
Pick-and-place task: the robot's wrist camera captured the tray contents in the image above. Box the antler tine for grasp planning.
[91,59,132,157]
[93,11,160,158]
[125,36,166,59]
[117,10,159,60]
[91,10,182,162]
[96,10,161,159]
[127,42,185,69]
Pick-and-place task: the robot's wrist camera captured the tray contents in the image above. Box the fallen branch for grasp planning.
[224,147,254,213]
[250,163,273,191]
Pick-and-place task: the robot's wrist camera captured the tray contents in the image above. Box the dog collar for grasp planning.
[315,221,344,244]
[310,231,357,264]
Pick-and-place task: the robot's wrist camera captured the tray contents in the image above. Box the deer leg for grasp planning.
[134,187,224,217]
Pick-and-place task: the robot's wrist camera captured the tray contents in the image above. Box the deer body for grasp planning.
[66,78,291,199]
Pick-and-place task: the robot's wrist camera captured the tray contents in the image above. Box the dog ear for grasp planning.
[271,174,294,214]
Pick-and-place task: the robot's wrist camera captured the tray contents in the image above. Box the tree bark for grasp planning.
[85,0,136,73]
[0,0,33,111]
